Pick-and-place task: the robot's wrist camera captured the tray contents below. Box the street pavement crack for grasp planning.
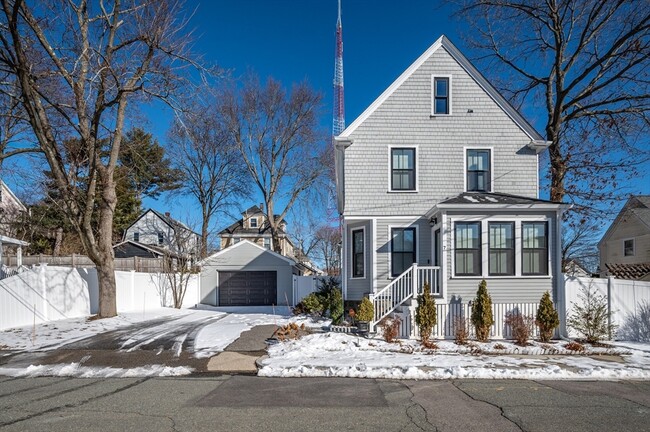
[0,377,149,428]
[451,380,525,432]
[399,382,438,432]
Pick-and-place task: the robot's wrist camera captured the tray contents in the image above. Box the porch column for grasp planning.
[17,245,22,267]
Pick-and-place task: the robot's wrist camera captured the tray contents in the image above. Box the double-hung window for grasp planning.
[624,239,635,256]
[391,227,416,277]
[432,76,450,115]
[489,222,514,276]
[157,232,164,245]
[133,232,140,242]
[522,222,548,275]
[391,148,416,191]
[455,222,481,276]
[250,217,258,228]
[467,149,491,192]
[352,229,365,278]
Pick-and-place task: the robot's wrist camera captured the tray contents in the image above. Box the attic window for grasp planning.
[432,75,451,115]
[250,217,258,228]
[133,232,139,242]
[157,232,164,245]
[624,239,635,256]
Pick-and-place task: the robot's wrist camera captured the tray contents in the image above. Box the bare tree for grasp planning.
[454,0,650,209]
[0,0,197,317]
[0,79,40,167]
[313,224,341,276]
[161,226,199,309]
[219,76,328,253]
[168,88,249,258]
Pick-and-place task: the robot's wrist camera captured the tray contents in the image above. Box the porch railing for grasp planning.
[370,264,440,328]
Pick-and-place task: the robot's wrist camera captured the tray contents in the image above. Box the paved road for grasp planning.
[1,376,649,431]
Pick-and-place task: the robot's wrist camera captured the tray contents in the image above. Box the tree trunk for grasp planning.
[94,173,118,318]
[546,124,566,203]
[201,211,209,258]
[53,227,63,256]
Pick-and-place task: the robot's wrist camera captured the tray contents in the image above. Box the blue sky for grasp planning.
[7,0,648,234]
[138,0,468,227]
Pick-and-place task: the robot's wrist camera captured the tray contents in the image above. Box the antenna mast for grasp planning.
[333,0,345,137]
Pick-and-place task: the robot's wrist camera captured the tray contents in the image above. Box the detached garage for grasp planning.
[199,240,299,306]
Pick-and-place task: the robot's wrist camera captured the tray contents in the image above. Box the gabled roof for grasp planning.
[605,262,650,280]
[337,35,545,142]
[199,239,296,266]
[0,180,27,212]
[125,209,200,238]
[219,206,287,236]
[598,195,650,247]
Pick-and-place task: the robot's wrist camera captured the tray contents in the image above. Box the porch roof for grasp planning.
[0,235,29,247]
[427,192,569,216]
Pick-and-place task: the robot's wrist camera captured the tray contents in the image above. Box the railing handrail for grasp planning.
[370,264,440,328]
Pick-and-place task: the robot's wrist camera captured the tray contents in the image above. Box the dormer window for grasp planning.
[250,217,258,228]
[432,75,451,115]
[466,149,492,192]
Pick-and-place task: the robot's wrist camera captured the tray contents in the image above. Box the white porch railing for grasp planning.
[370,264,440,328]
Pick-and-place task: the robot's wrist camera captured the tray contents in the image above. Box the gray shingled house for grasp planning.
[334,36,569,335]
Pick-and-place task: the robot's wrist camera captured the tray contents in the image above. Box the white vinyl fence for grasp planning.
[562,276,650,339]
[398,302,540,339]
[0,265,200,331]
[292,275,319,306]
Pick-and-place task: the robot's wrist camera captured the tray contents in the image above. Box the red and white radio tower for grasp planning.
[333,0,345,137]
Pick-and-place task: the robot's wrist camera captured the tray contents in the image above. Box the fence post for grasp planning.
[134,256,139,272]
[39,264,48,321]
[607,276,613,340]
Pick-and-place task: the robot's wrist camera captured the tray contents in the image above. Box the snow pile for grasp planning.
[258,332,650,380]
[0,363,193,378]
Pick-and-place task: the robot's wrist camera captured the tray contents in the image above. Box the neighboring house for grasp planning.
[122,209,200,257]
[200,240,301,306]
[218,205,322,275]
[113,240,179,259]
[0,180,27,236]
[563,259,593,278]
[334,36,568,329]
[599,195,650,281]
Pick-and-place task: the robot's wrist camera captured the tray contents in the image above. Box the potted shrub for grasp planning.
[356,297,374,335]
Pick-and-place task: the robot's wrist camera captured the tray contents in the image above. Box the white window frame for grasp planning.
[263,237,271,249]
[388,145,419,193]
[249,217,258,228]
[350,227,366,280]
[387,223,419,279]
[464,146,494,193]
[450,216,552,279]
[623,238,635,257]
[431,74,452,116]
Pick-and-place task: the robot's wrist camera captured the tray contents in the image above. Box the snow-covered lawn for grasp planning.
[258,332,650,380]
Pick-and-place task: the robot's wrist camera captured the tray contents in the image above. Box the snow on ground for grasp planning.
[193,306,329,358]
[258,332,650,380]
[0,308,198,352]
[0,363,193,378]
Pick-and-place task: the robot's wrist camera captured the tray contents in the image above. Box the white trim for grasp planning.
[387,223,420,279]
[441,211,448,298]
[200,239,296,265]
[435,203,566,210]
[0,180,27,212]
[342,219,348,300]
[536,153,540,199]
[431,74,453,116]
[350,227,367,280]
[372,218,377,293]
[345,215,422,220]
[623,238,636,257]
[388,145,419,193]
[463,146,494,193]
[249,217,258,229]
[337,36,544,141]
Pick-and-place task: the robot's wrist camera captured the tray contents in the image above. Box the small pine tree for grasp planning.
[471,279,493,342]
[536,291,559,342]
[357,297,374,322]
[568,283,616,343]
[415,283,437,344]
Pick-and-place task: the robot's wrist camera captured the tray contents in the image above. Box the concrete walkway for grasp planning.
[207,324,278,374]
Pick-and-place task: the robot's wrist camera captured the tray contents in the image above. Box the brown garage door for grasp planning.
[218,271,277,306]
